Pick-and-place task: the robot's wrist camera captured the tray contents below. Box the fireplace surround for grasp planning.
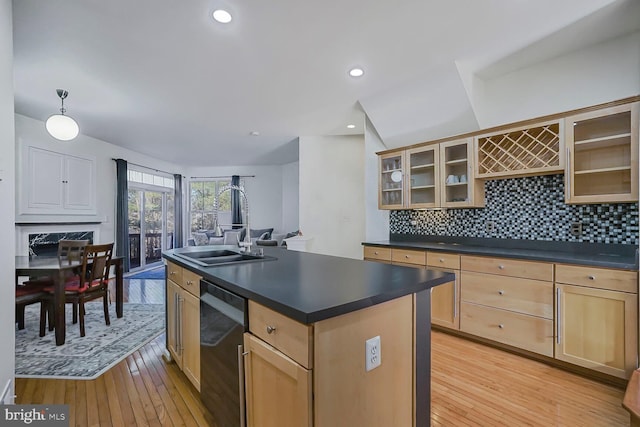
[16,223,101,256]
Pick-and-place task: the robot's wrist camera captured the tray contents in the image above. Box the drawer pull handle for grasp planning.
[498,324,504,329]
[498,265,504,270]
[186,280,193,286]
[588,275,595,280]
[266,326,276,334]
[498,290,504,295]
[170,271,176,276]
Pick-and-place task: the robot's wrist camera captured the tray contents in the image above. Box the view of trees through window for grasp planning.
[190,180,244,233]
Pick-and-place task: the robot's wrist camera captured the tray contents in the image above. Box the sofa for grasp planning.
[187,228,298,248]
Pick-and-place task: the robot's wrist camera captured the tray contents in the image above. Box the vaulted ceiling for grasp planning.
[11,0,639,166]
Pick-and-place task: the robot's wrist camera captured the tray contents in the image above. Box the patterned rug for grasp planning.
[15,302,165,380]
[126,266,166,280]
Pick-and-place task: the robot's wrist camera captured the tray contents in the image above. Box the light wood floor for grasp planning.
[17,277,629,426]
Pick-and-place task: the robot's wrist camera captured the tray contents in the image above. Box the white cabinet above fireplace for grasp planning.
[20,146,96,215]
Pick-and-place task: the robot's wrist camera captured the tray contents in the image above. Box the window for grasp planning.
[189,180,246,234]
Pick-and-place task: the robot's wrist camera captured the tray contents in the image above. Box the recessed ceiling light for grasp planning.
[250,131,260,136]
[347,124,356,129]
[212,9,232,23]
[348,67,364,78]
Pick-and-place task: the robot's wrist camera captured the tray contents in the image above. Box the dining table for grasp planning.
[15,255,124,346]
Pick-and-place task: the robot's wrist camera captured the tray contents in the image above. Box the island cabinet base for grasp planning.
[244,292,432,427]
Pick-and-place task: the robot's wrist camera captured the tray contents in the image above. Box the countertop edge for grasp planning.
[362,241,639,270]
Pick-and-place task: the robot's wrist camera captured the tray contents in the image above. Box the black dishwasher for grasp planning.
[200,279,248,427]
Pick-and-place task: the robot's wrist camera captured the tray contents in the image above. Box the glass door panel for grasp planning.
[144,191,163,265]
[128,190,142,269]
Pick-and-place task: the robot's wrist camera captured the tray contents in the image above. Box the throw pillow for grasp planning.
[223,230,242,245]
[258,231,270,240]
[250,228,274,239]
[193,232,209,246]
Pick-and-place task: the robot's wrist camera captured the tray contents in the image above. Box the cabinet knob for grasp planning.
[266,326,276,334]
[169,271,176,276]
[439,258,444,263]
[498,265,504,270]
[374,251,379,255]
[498,324,504,329]
[498,290,504,295]
[405,255,410,258]
[588,275,595,280]
[186,280,193,286]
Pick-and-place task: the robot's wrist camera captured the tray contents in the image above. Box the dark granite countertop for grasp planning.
[162,246,453,324]
[363,235,638,270]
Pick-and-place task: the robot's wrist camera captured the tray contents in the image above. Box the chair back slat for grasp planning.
[58,240,90,265]
[80,243,114,286]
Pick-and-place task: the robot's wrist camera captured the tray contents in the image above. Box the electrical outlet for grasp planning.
[570,221,583,236]
[486,220,496,233]
[410,220,417,226]
[365,336,381,372]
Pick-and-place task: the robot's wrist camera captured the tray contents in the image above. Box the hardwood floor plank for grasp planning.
[132,346,170,425]
[117,358,151,427]
[126,354,162,427]
[85,379,101,427]
[64,378,76,427]
[95,374,113,427]
[103,370,126,427]
[75,381,88,427]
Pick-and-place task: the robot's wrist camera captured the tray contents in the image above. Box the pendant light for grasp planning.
[45,89,79,141]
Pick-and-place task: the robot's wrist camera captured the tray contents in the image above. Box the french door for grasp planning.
[128,187,174,270]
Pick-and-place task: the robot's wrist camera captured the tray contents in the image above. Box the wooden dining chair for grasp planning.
[44,243,114,337]
[18,240,90,333]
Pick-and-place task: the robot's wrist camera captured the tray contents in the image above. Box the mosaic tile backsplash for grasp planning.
[390,174,639,245]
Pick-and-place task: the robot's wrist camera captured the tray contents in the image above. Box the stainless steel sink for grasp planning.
[172,247,276,267]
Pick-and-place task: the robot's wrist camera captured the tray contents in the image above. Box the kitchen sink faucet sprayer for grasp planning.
[212,184,251,252]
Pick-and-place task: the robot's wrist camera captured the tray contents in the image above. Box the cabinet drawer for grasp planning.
[363,246,392,262]
[182,269,202,297]
[556,264,638,293]
[461,255,553,281]
[426,252,460,270]
[391,249,426,266]
[460,271,553,319]
[460,302,554,357]
[249,301,313,369]
[166,261,183,285]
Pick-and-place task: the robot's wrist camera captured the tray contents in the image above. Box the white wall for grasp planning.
[185,164,286,233]
[475,32,640,128]
[14,114,186,252]
[282,160,299,233]
[299,135,365,259]
[0,0,15,403]
[364,118,389,243]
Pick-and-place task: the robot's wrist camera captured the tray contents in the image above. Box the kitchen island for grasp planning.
[163,246,453,427]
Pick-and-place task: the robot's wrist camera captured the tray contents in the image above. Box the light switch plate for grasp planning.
[365,336,381,372]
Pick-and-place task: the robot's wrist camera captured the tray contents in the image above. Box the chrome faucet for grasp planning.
[212,184,251,252]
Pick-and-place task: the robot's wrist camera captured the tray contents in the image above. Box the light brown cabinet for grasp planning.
[427,253,460,330]
[555,264,638,379]
[460,255,554,357]
[166,261,201,391]
[440,138,484,208]
[565,102,639,204]
[475,120,564,179]
[378,139,484,210]
[244,297,415,427]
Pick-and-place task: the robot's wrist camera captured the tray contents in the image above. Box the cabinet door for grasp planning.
[555,283,638,379]
[63,154,95,211]
[406,145,439,208]
[565,102,639,204]
[429,268,459,330]
[182,289,201,391]
[27,147,64,210]
[244,333,312,427]
[379,152,405,209]
[440,138,484,208]
[166,280,182,369]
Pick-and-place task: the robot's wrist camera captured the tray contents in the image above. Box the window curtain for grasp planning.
[115,159,130,272]
[231,174,242,229]
[173,174,183,248]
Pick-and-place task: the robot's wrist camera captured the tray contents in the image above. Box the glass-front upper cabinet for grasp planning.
[379,152,405,209]
[440,138,484,208]
[406,145,440,209]
[565,102,638,204]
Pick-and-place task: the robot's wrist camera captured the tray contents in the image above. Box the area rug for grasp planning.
[15,302,165,380]
[126,266,166,280]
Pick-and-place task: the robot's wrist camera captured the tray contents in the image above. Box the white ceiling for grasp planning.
[11,0,639,166]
